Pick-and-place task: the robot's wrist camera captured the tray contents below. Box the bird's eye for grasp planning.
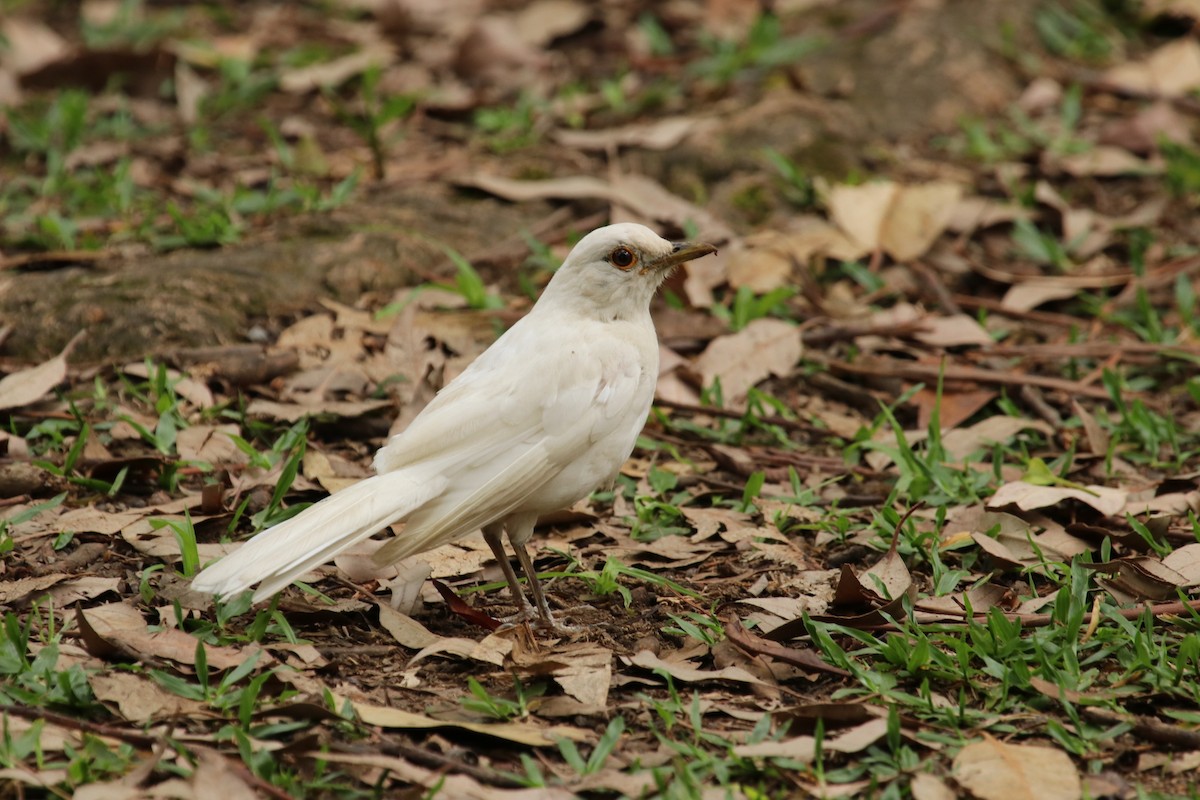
[610,246,636,270]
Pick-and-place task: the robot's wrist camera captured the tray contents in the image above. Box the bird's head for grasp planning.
[539,223,717,321]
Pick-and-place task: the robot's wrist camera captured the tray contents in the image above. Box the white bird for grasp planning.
[192,223,717,628]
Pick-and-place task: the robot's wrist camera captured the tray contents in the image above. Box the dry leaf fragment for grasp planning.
[692,318,803,404]
[953,736,1081,800]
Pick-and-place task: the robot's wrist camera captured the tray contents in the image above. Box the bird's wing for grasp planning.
[372,320,651,562]
[374,316,648,473]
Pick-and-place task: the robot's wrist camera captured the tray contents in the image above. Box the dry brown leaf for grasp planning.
[1103,38,1200,97]
[279,42,396,93]
[0,18,70,75]
[89,671,205,723]
[692,318,803,404]
[953,736,1081,800]
[1001,281,1082,312]
[48,577,121,606]
[829,180,963,261]
[988,481,1127,517]
[0,574,70,604]
[1049,146,1161,178]
[352,701,589,745]
[376,603,441,649]
[511,0,591,46]
[625,649,770,686]
[727,219,867,292]
[940,417,1055,462]
[554,116,708,152]
[0,348,68,410]
[946,196,1031,235]
[547,645,613,707]
[189,749,259,800]
[176,424,248,464]
[912,314,994,347]
[57,507,145,535]
[1162,543,1200,583]
[911,772,960,800]
[77,602,261,670]
[245,397,391,422]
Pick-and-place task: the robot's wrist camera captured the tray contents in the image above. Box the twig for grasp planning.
[909,260,962,316]
[725,618,850,678]
[337,739,523,788]
[1080,708,1200,750]
[953,295,1084,327]
[1018,385,1063,428]
[983,341,1200,361]
[820,356,1133,404]
[0,704,160,748]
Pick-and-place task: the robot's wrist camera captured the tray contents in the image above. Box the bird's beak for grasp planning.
[645,241,719,274]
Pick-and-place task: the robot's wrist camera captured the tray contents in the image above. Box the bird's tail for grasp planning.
[192,468,448,603]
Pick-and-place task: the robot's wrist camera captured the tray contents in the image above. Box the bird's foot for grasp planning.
[498,606,581,636]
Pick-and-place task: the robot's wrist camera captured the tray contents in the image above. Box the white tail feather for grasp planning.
[192,469,448,602]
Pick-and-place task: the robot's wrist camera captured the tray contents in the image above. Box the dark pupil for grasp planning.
[613,248,633,267]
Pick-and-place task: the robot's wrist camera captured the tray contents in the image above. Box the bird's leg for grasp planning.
[510,538,556,629]
[505,514,579,634]
[481,523,535,618]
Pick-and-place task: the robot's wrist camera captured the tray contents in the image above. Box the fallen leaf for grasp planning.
[1103,38,1200,97]
[829,181,963,261]
[279,42,396,93]
[625,649,770,686]
[554,116,709,151]
[77,602,260,670]
[376,603,441,649]
[0,347,69,410]
[692,318,803,404]
[953,736,1081,800]
[352,701,588,745]
[988,481,1127,517]
[89,671,205,723]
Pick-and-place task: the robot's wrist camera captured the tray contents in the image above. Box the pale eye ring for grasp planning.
[610,246,636,269]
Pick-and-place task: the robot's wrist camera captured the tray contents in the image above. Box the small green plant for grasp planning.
[691,14,822,84]
[762,148,817,208]
[662,611,724,646]
[438,245,505,310]
[1034,0,1123,64]
[475,94,542,152]
[460,676,544,721]
[325,66,415,180]
[711,286,797,332]
[557,717,625,776]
